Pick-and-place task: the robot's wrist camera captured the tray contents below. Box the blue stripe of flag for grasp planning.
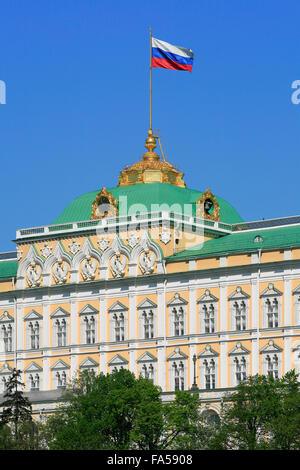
[152,47,194,66]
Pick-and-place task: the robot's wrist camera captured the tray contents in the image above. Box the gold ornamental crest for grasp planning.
[90,187,119,220]
[196,188,220,221]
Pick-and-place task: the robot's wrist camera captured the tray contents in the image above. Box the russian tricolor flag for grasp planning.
[152,37,194,72]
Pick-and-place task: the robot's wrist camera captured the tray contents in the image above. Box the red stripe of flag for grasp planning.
[152,57,192,72]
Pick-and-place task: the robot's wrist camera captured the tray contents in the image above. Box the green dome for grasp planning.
[52,183,243,226]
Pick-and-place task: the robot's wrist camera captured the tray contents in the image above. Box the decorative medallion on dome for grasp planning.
[196,188,220,221]
[118,129,186,188]
[91,187,119,220]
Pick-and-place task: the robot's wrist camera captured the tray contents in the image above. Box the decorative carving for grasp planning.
[41,243,52,259]
[16,248,23,261]
[159,227,171,245]
[196,189,220,221]
[91,187,118,220]
[81,255,97,281]
[110,251,127,278]
[27,262,42,288]
[97,236,110,252]
[118,129,186,188]
[139,248,156,275]
[127,232,139,249]
[68,239,80,256]
[53,257,69,284]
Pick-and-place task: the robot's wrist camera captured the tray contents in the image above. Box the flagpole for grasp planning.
[149,25,152,131]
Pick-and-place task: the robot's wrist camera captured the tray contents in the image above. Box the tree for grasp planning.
[0,368,39,449]
[45,369,164,450]
[43,369,209,450]
[209,371,300,450]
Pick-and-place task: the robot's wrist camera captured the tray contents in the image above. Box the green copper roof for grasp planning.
[0,260,18,279]
[167,224,300,261]
[52,183,243,225]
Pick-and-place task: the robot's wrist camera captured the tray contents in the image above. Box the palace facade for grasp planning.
[1,129,300,420]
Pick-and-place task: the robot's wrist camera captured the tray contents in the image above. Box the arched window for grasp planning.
[173,361,185,391]
[113,313,125,342]
[266,354,279,379]
[141,363,154,381]
[2,324,12,352]
[234,356,247,384]
[142,310,154,339]
[203,304,215,333]
[56,371,67,388]
[234,301,247,331]
[29,321,40,349]
[55,319,67,347]
[266,299,279,328]
[84,316,96,344]
[29,373,40,391]
[173,307,185,336]
[204,359,216,390]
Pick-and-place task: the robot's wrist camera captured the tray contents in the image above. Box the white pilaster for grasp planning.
[70,298,77,345]
[157,345,166,391]
[16,302,23,351]
[70,353,77,380]
[43,357,50,391]
[157,287,165,338]
[189,287,196,335]
[284,336,292,373]
[43,302,50,348]
[220,285,227,332]
[284,279,291,326]
[99,296,107,343]
[129,347,136,374]
[220,340,227,388]
[129,292,136,340]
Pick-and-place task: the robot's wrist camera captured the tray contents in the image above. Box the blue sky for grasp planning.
[1,0,300,251]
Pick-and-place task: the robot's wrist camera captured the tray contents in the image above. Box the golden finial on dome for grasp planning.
[117,128,186,187]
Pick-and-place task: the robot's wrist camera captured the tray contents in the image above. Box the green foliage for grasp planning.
[43,369,209,450]
[209,371,300,450]
[45,369,164,450]
[0,368,40,449]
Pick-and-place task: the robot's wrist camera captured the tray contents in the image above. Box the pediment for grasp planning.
[79,357,99,369]
[292,285,300,295]
[51,359,70,370]
[198,345,219,358]
[197,289,218,303]
[137,298,157,310]
[78,304,99,316]
[228,286,250,300]
[167,293,188,307]
[260,283,282,297]
[0,311,14,323]
[108,354,128,366]
[24,310,43,321]
[0,363,13,375]
[137,352,157,363]
[260,340,282,354]
[167,347,188,361]
[228,342,250,356]
[51,307,70,318]
[108,301,128,313]
[24,362,43,373]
